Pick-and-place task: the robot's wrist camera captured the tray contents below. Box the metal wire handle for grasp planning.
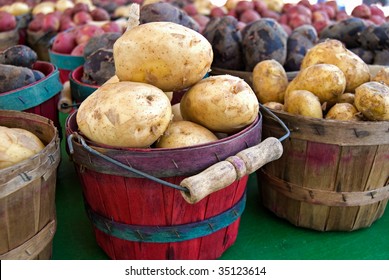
[67,108,290,192]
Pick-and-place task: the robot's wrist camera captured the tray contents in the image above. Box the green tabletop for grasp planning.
[52,113,389,260]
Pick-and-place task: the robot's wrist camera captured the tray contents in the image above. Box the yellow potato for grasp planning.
[114,21,213,92]
[77,81,172,148]
[354,81,389,121]
[252,59,288,104]
[0,126,45,169]
[372,67,389,86]
[284,90,323,119]
[156,121,218,148]
[180,75,259,133]
[301,39,371,92]
[325,103,361,121]
[337,93,355,104]
[263,101,284,111]
[286,63,346,105]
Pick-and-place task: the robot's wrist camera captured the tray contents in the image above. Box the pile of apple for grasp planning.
[27,0,118,33]
[204,0,388,35]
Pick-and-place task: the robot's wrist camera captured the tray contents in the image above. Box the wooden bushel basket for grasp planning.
[0,61,63,130]
[0,110,61,259]
[65,107,287,260]
[259,110,389,231]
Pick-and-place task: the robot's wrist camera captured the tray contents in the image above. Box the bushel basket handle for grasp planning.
[68,105,289,204]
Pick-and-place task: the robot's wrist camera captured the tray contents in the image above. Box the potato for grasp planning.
[252,59,288,104]
[0,64,37,93]
[82,48,115,86]
[241,18,288,71]
[264,101,284,111]
[0,126,45,169]
[354,81,389,121]
[372,67,389,86]
[202,16,244,71]
[155,121,218,148]
[301,39,371,93]
[284,90,323,119]
[0,45,38,68]
[325,103,361,121]
[114,21,213,92]
[286,63,346,105]
[76,81,172,147]
[337,93,355,104]
[180,75,259,133]
[83,32,121,58]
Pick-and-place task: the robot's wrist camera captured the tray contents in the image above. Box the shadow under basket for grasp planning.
[65,111,264,260]
[0,110,61,259]
[0,61,63,130]
[258,110,389,231]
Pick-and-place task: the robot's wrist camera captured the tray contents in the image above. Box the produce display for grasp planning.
[0,45,44,93]
[0,125,45,169]
[259,39,389,122]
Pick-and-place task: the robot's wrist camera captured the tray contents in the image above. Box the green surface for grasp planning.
[53,113,389,260]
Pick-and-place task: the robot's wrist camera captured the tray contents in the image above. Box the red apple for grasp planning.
[70,42,87,56]
[235,1,255,15]
[90,8,110,21]
[351,4,371,19]
[101,21,122,33]
[52,31,77,54]
[0,11,17,32]
[240,9,261,24]
[210,7,226,18]
[74,24,104,45]
[42,13,61,32]
[183,4,198,16]
[73,11,92,25]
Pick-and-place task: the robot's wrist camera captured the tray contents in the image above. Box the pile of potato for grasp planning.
[76,5,259,149]
[254,39,389,122]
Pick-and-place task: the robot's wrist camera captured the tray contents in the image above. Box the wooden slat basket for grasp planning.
[65,108,286,260]
[0,110,61,259]
[259,110,389,231]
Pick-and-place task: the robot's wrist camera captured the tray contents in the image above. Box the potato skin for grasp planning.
[284,90,323,119]
[301,39,371,93]
[241,18,288,71]
[76,81,172,148]
[325,103,360,121]
[252,59,288,104]
[0,126,45,169]
[286,63,346,105]
[0,64,36,93]
[155,121,218,148]
[354,81,389,121]
[372,67,389,86]
[180,75,259,133]
[113,22,213,92]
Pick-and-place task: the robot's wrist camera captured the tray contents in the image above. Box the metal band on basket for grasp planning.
[260,169,389,207]
[85,193,246,243]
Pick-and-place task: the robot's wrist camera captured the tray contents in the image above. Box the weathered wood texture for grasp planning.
[259,110,389,231]
[66,111,263,259]
[0,110,60,259]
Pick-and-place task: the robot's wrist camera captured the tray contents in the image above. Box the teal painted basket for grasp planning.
[49,49,85,83]
[69,66,99,103]
[0,61,63,129]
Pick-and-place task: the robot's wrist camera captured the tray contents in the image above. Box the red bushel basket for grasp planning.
[65,105,289,260]
[0,61,63,130]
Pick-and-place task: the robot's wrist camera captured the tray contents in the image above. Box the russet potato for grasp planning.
[114,21,213,92]
[300,39,371,92]
[0,126,45,169]
[354,81,389,121]
[156,121,218,148]
[286,63,346,105]
[325,103,361,121]
[252,59,288,104]
[180,75,259,133]
[284,90,323,119]
[77,81,172,148]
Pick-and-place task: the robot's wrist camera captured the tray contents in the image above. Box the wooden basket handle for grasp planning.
[180,137,283,204]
